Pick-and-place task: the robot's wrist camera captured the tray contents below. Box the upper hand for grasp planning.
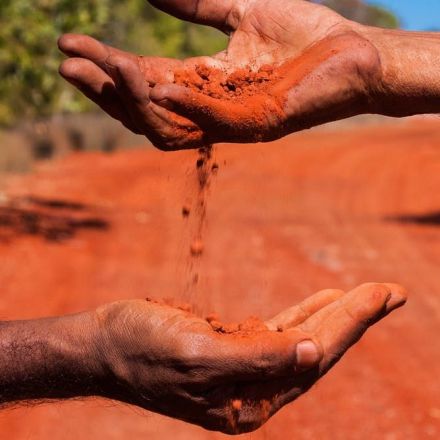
[95,283,406,434]
[58,0,382,150]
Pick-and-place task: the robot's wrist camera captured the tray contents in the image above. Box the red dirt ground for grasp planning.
[1,118,440,439]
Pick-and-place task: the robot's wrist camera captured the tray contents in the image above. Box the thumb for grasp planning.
[150,83,227,125]
[209,329,323,383]
[299,283,408,375]
[151,83,260,143]
[148,0,238,33]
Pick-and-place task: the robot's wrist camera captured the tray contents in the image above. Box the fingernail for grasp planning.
[383,283,408,311]
[296,340,320,368]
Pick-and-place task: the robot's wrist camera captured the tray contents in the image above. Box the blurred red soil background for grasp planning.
[1,118,440,439]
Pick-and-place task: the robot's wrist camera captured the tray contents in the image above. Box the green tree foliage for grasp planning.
[0,0,226,126]
[0,0,398,127]
[0,0,111,125]
[102,1,226,57]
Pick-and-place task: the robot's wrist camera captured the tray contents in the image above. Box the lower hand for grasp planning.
[95,283,406,433]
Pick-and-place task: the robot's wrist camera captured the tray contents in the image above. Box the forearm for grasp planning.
[363,26,440,116]
[0,312,105,406]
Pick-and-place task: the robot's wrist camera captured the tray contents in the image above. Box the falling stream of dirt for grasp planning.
[173,62,280,307]
[176,143,276,433]
[169,62,296,430]
[180,145,218,308]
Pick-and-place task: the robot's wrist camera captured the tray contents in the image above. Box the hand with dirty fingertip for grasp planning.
[0,283,406,434]
[58,0,440,150]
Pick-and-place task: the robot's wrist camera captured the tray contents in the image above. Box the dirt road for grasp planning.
[0,118,439,439]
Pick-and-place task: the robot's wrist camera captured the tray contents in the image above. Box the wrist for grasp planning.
[92,301,153,408]
[0,310,107,405]
[359,25,440,116]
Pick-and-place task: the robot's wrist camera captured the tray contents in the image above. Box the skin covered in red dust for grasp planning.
[58,0,440,150]
[0,282,406,434]
[156,32,378,145]
[97,283,405,433]
[55,0,378,150]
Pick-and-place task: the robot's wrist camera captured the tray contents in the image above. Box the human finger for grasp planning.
[139,55,224,86]
[204,329,322,384]
[148,0,238,33]
[299,282,407,374]
[104,54,162,130]
[265,289,345,331]
[266,284,407,416]
[151,80,285,144]
[59,33,180,86]
[58,34,134,72]
[59,57,141,133]
[59,33,227,84]
[104,54,204,148]
[150,83,253,143]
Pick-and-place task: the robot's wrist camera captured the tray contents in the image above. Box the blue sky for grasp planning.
[367,0,440,30]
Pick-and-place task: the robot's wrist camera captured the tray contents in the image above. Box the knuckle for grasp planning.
[226,2,247,30]
[345,283,391,323]
[250,351,274,375]
[353,41,381,77]
[149,85,169,103]
[174,335,212,368]
[360,282,391,301]
[110,54,132,70]
[336,32,381,76]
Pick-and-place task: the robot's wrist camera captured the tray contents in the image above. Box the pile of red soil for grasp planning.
[181,145,218,305]
[171,62,286,143]
[206,314,268,335]
[173,64,277,102]
[146,297,270,337]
